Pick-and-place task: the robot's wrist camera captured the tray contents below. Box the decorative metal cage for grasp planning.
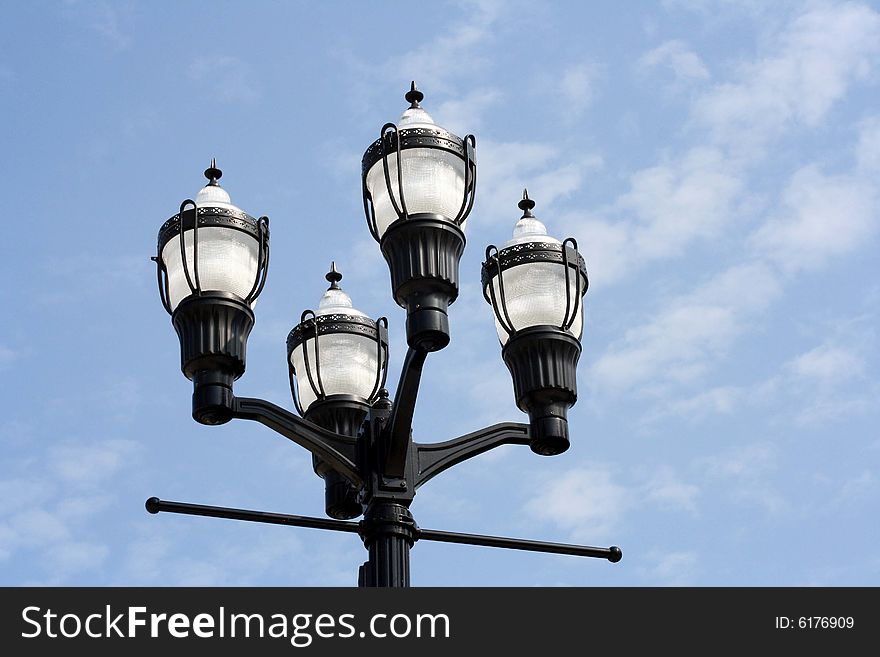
[286,311,389,417]
[482,237,588,341]
[361,84,477,242]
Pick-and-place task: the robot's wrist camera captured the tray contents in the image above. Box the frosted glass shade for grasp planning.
[162,226,260,311]
[290,332,381,411]
[365,148,466,238]
[488,260,585,344]
[485,208,586,344]
[288,279,384,412]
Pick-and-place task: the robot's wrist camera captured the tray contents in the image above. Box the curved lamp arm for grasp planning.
[384,347,429,477]
[232,397,361,487]
[414,422,530,489]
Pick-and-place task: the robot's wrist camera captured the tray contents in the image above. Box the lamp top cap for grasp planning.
[518,188,536,217]
[405,81,424,108]
[505,188,557,247]
[325,261,343,290]
[204,158,222,187]
[316,263,367,318]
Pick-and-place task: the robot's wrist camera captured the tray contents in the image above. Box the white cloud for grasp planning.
[0,345,16,370]
[524,466,632,541]
[693,2,880,153]
[696,443,789,515]
[45,541,110,579]
[0,436,139,581]
[642,550,699,585]
[750,165,877,272]
[787,344,865,384]
[50,439,139,488]
[857,115,880,172]
[564,147,742,285]
[189,56,259,104]
[475,140,601,227]
[832,470,876,507]
[591,262,781,391]
[638,40,710,85]
[643,467,699,514]
[523,464,700,545]
[560,62,601,117]
[62,1,134,50]
[793,395,875,426]
[621,147,742,260]
[697,442,776,479]
[373,0,503,96]
[434,88,503,135]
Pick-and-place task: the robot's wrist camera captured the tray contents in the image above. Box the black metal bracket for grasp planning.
[145,497,621,563]
[231,397,360,487]
[414,422,530,488]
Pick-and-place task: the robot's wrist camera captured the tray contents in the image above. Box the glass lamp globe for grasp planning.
[483,190,587,344]
[157,161,267,311]
[362,82,475,240]
[288,264,388,413]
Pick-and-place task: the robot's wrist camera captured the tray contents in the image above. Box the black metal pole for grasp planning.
[359,502,416,587]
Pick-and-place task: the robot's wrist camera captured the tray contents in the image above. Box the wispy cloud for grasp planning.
[434,88,504,135]
[560,62,601,118]
[189,56,260,104]
[524,465,633,541]
[692,2,880,155]
[750,165,877,273]
[637,40,710,87]
[561,145,743,285]
[523,464,699,542]
[591,262,781,392]
[62,0,135,50]
[857,115,880,172]
[641,550,699,585]
[477,140,601,227]
[0,438,139,582]
[49,439,139,488]
[642,467,700,514]
[786,343,865,385]
[0,345,17,370]
[373,0,504,95]
[696,443,789,515]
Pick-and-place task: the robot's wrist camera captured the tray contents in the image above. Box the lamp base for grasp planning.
[527,402,571,456]
[501,327,581,456]
[305,396,370,519]
[380,215,465,352]
[171,293,254,425]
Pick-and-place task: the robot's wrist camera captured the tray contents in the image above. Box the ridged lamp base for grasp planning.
[380,215,465,352]
[502,327,581,456]
[171,293,254,425]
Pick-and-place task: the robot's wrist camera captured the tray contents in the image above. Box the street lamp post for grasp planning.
[148,84,621,587]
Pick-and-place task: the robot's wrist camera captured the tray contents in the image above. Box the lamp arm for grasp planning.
[414,422,530,489]
[383,347,429,477]
[231,397,361,487]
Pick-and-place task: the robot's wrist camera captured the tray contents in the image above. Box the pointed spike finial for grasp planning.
[325,261,343,289]
[518,188,536,217]
[204,158,222,186]
[404,80,424,108]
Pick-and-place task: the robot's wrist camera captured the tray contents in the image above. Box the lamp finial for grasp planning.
[204,158,222,186]
[518,188,536,218]
[325,261,343,289]
[405,81,424,108]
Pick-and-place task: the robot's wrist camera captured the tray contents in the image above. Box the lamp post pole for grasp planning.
[148,84,621,587]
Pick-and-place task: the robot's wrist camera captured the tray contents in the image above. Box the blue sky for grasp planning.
[1,0,878,585]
